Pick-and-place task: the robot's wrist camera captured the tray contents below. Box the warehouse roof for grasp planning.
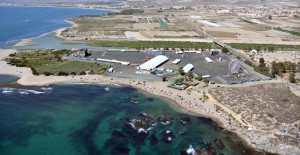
[172,59,181,65]
[137,55,169,70]
[205,57,213,63]
[183,63,194,73]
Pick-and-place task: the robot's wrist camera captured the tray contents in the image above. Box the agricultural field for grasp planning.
[187,13,300,45]
[62,9,205,41]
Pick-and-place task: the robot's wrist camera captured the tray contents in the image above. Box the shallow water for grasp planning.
[0,75,19,84]
[0,83,265,155]
[17,34,99,50]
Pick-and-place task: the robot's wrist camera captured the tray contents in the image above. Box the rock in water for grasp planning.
[180,117,191,125]
[214,139,225,149]
[149,133,158,145]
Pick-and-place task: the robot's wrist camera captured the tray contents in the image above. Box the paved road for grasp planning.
[176,17,258,67]
[176,17,266,79]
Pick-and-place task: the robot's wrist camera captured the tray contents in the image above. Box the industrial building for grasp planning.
[183,63,194,73]
[205,57,213,63]
[96,58,130,65]
[137,55,169,70]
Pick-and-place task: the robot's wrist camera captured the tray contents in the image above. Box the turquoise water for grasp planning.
[16,34,98,50]
[0,6,111,48]
[0,75,19,84]
[0,78,271,155]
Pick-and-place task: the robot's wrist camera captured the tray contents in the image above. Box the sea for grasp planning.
[0,75,270,155]
[0,6,111,48]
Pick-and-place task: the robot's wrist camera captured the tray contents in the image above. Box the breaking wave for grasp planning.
[0,87,53,95]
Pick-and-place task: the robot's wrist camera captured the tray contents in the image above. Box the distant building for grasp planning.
[183,63,194,73]
[137,55,169,70]
[172,59,181,65]
[78,48,91,57]
[205,57,213,63]
[250,50,258,55]
[211,50,220,55]
[108,68,114,73]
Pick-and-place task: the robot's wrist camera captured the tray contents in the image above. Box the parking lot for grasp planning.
[72,50,264,84]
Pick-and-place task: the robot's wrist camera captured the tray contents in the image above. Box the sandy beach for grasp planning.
[1,49,299,155]
[55,19,78,39]
[13,39,35,47]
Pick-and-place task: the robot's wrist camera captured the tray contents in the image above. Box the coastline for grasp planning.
[55,19,78,40]
[0,5,120,13]
[8,6,114,48]
[0,49,289,155]
[13,19,78,47]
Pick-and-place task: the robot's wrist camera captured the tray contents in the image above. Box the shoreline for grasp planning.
[8,6,115,48]
[13,19,78,48]
[0,5,120,13]
[0,48,290,155]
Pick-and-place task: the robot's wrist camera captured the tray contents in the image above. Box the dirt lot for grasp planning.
[206,31,237,38]
[250,51,300,66]
[209,83,300,127]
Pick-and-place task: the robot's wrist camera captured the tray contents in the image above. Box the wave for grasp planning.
[2,90,14,94]
[0,87,51,95]
[26,90,45,94]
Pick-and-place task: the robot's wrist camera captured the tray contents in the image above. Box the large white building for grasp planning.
[137,55,169,70]
[183,63,194,73]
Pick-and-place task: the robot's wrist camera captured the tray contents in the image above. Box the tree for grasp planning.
[255,46,261,52]
[79,71,86,75]
[187,71,193,78]
[30,67,39,76]
[289,72,297,83]
[259,58,265,64]
[57,71,69,76]
[221,47,229,53]
[268,15,272,20]
[197,73,203,81]
[178,66,184,75]
[43,72,52,76]
[289,72,296,83]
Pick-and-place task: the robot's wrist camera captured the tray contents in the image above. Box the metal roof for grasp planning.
[137,55,169,70]
[172,59,181,64]
[183,63,194,73]
[205,57,213,63]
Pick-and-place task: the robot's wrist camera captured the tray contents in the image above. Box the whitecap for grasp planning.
[137,128,147,133]
[19,91,29,95]
[27,90,45,94]
[2,90,14,94]
[40,87,52,91]
[186,145,196,155]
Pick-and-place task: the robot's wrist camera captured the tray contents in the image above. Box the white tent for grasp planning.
[137,55,169,70]
[205,57,213,63]
[183,63,194,73]
[172,59,181,65]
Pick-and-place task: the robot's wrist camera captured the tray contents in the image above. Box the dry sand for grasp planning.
[13,39,35,47]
